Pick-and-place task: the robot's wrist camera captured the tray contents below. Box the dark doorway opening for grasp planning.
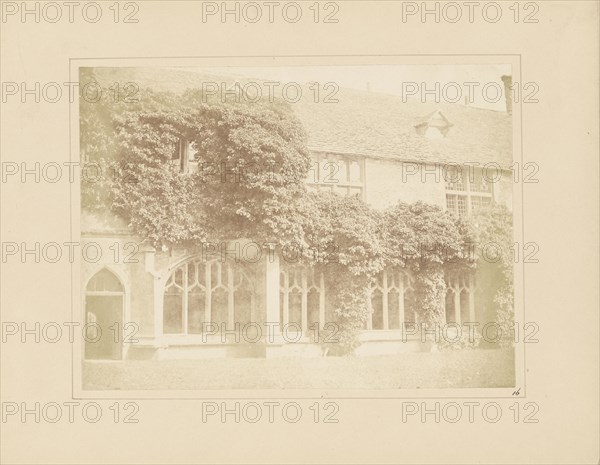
[85,269,124,360]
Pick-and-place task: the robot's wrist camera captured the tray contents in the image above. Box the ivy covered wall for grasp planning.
[80,71,514,353]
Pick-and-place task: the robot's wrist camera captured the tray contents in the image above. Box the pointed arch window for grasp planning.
[163,259,256,335]
[369,269,416,330]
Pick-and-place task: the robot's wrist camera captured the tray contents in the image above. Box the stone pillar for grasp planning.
[152,275,164,343]
[453,287,461,325]
[282,271,289,327]
[204,263,212,324]
[227,264,235,329]
[265,253,281,342]
[142,246,164,344]
[468,275,476,322]
[319,273,326,330]
[301,270,308,333]
[182,265,189,332]
[382,270,389,330]
[398,281,405,328]
[366,290,373,330]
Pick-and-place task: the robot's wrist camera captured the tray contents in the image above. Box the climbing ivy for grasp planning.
[80,76,513,354]
[298,192,384,354]
[469,204,514,347]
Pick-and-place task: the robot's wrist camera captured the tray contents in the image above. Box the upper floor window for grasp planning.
[172,138,198,174]
[445,167,494,217]
[445,171,466,191]
[469,169,491,193]
[305,152,365,199]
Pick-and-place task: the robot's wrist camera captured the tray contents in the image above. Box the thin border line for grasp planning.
[519,53,526,397]
[71,53,522,60]
[0,2,3,451]
[19,0,599,2]
[69,60,74,400]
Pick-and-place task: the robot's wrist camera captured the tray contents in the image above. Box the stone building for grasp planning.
[81,74,513,360]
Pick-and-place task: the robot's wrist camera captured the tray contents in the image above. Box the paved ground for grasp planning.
[83,348,515,390]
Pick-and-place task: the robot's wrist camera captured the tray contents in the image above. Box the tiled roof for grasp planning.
[291,87,512,168]
[90,68,513,168]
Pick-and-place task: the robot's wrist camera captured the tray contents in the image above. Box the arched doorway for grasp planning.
[85,268,124,360]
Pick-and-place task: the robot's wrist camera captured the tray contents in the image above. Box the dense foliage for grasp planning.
[81,74,513,353]
[470,204,514,347]
[299,193,384,353]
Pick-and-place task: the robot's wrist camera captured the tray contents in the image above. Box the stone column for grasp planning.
[265,252,281,345]
[382,270,389,330]
[204,263,212,324]
[453,286,461,325]
[301,270,308,333]
[282,271,289,326]
[468,275,476,322]
[142,245,164,346]
[398,278,405,328]
[227,264,235,329]
[366,291,373,330]
[153,276,164,341]
[319,273,326,330]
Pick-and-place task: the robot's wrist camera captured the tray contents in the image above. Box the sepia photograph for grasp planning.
[78,63,518,392]
[2,1,598,463]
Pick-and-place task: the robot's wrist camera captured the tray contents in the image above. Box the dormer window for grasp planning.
[415,110,453,139]
[173,138,198,174]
